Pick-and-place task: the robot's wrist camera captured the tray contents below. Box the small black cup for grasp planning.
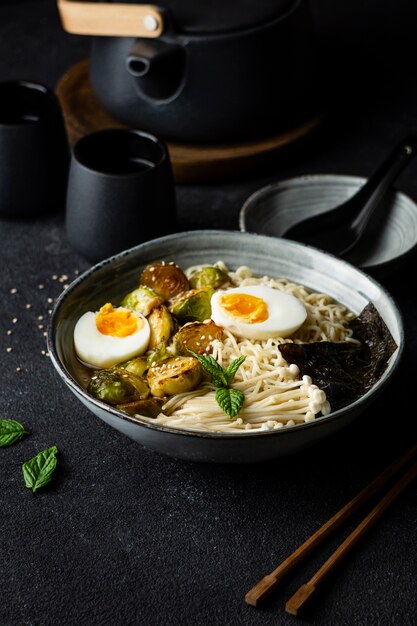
[0,81,69,217]
[65,129,177,262]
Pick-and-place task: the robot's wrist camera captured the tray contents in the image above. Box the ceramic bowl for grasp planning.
[47,230,403,463]
[239,174,417,278]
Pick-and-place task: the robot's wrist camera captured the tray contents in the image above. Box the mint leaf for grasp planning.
[224,356,246,385]
[215,387,245,418]
[22,446,59,493]
[189,350,246,417]
[189,351,228,387]
[0,419,29,447]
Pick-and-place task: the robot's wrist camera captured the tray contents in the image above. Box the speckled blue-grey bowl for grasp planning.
[240,174,417,278]
[47,230,404,463]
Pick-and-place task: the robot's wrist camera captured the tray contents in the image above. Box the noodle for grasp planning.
[140,263,358,433]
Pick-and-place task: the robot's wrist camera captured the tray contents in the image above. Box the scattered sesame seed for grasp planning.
[41,350,46,355]
[74,269,79,275]
[38,324,44,330]
[38,284,44,289]
[25,303,32,309]
[45,352,50,358]
[37,315,44,321]
[10,288,17,294]
[47,298,53,304]
[63,284,69,289]
[48,309,52,315]
[6,347,12,353]
[52,274,58,280]
[6,330,12,336]
[12,318,18,324]
[16,367,21,372]
[43,332,47,337]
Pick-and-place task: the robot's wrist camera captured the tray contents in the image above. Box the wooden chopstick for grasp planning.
[285,456,417,615]
[245,441,417,608]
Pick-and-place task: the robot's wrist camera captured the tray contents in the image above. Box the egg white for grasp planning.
[74,308,150,369]
[210,285,307,340]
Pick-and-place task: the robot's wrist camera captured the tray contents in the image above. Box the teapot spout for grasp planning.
[126,40,185,100]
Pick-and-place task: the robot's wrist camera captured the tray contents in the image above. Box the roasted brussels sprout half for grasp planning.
[147,342,170,368]
[147,356,203,397]
[120,356,149,378]
[148,305,176,350]
[140,262,189,301]
[116,398,164,418]
[173,320,223,355]
[169,288,213,324]
[88,368,150,406]
[189,266,230,290]
[120,286,162,316]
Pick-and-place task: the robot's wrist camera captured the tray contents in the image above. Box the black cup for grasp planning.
[65,129,177,262]
[0,81,69,217]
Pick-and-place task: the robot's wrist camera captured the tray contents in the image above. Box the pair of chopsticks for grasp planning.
[245,441,417,616]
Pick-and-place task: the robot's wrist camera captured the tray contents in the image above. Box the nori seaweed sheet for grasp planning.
[279,303,398,412]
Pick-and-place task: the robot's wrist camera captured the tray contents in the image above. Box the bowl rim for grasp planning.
[47,229,404,441]
[239,173,417,273]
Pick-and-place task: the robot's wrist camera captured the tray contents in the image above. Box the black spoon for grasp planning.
[282,138,417,257]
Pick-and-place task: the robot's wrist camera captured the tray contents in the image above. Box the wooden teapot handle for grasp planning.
[57,0,165,38]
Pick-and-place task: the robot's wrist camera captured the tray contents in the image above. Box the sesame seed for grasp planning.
[38,284,44,289]
[45,352,50,358]
[47,298,53,304]
[12,318,18,324]
[25,304,32,309]
[74,269,79,275]
[43,332,47,337]
[63,284,69,289]
[16,367,21,372]
[52,274,58,280]
[38,324,44,330]
[37,315,44,321]
[6,330,12,336]
[6,347,12,353]
[10,288,17,294]
[48,310,52,315]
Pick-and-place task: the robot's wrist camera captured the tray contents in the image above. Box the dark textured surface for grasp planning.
[2,2,417,625]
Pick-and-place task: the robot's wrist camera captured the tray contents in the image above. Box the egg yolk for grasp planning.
[95,303,142,337]
[218,293,268,324]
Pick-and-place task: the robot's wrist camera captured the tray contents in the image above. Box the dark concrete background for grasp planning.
[1,2,417,625]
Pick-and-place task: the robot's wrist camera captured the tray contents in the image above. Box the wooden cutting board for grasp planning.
[56,59,322,184]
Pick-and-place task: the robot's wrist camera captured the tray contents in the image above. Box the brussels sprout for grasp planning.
[146,342,170,368]
[147,356,203,397]
[120,286,162,316]
[173,320,223,355]
[120,356,149,378]
[140,262,189,301]
[88,368,150,406]
[116,398,164,418]
[189,266,231,290]
[148,305,176,350]
[169,288,213,324]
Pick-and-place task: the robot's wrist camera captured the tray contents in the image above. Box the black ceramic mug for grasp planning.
[0,81,69,217]
[65,129,177,262]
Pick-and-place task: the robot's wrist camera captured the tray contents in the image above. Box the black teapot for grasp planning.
[58,0,317,143]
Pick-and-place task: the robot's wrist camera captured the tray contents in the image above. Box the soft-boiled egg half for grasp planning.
[74,303,150,369]
[210,285,307,340]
